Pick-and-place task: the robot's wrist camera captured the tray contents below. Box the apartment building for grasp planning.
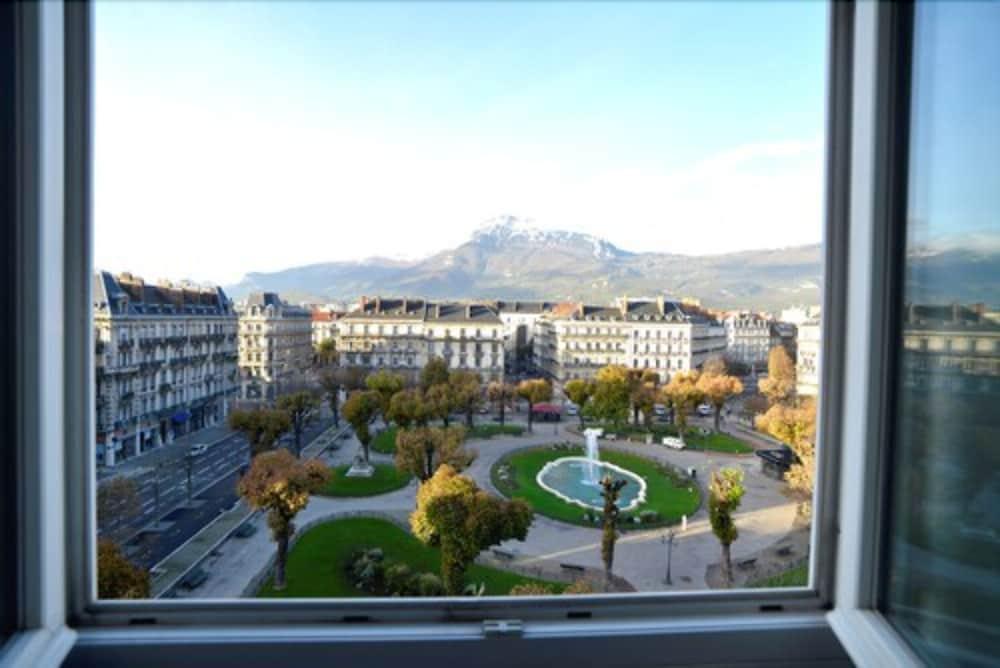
[237,292,313,400]
[901,303,1000,395]
[93,271,239,466]
[723,312,773,368]
[311,308,341,347]
[494,300,555,373]
[796,318,822,397]
[337,297,504,381]
[535,297,727,383]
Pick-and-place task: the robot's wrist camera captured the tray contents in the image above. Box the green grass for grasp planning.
[747,562,809,588]
[371,427,398,454]
[579,421,752,454]
[468,423,525,439]
[371,423,524,455]
[316,464,412,497]
[257,517,562,597]
[683,432,753,454]
[492,445,700,530]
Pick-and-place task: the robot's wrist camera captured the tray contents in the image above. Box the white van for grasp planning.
[188,443,209,457]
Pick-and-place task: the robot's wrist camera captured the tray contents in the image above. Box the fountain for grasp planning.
[535,430,647,511]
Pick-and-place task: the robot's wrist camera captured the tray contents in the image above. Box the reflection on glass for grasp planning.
[884,2,1000,664]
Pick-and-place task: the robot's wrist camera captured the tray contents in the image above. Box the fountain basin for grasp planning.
[536,457,647,511]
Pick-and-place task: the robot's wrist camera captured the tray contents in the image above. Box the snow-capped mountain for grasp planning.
[224,218,999,310]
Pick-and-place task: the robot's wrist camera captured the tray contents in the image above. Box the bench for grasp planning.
[776,546,794,557]
[603,433,617,441]
[559,563,586,573]
[737,558,757,570]
[492,548,516,560]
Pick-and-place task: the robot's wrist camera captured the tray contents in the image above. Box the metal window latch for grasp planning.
[482,619,524,637]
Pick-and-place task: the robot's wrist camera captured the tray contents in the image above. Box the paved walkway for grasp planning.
[183,421,797,598]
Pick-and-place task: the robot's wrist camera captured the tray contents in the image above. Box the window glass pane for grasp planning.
[92,1,826,601]
[884,1,1000,663]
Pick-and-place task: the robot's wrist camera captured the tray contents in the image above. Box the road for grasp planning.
[104,417,335,563]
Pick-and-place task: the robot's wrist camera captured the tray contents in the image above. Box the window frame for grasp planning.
[2,0,939,665]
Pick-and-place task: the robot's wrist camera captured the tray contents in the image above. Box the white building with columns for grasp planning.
[93,271,239,467]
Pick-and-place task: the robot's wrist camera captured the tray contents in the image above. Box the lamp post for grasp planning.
[662,528,678,585]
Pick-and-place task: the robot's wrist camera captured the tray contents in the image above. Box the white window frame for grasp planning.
[0,1,937,666]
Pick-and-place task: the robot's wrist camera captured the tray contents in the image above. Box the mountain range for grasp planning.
[225,216,998,311]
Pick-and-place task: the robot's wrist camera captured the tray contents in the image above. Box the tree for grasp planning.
[632,382,658,428]
[342,390,381,464]
[627,369,660,425]
[759,346,796,406]
[395,425,473,481]
[277,390,319,457]
[516,378,552,432]
[741,394,769,424]
[486,381,515,426]
[229,407,292,456]
[660,371,703,438]
[318,370,344,428]
[365,370,405,419]
[450,370,482,428]
[420,356,450,391]
[600,474,628,585]
[98,538,151,599]
[586,366,630,426]
[314,338,338,366]
[237,450,329,591]
[696,373,744,432]
[387,388,430,428]
[411,465,532,594]
[701,355,728,378]
[709,468,745,588]
[97,476,141,540]
[756,398,817,500]
[563,378,595,428]
[425,382,457,427]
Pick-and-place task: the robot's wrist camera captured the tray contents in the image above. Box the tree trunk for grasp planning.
[274,533,290,590]
[714,407,721,433]
[466,410,474,428]
[721,542,732,588]
[499,400,505,426]
[424,445,434,481]
[331,394,339,427]
[294,424,302,457]
[442,414,450,428]
[633,405,640,426]
[362,439,370,464]
[527,401,534,432]
[441,541,464,595]
[578,412,585,428]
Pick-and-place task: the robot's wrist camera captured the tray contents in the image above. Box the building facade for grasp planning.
[311,308,341,347]
[336,297,504,381]
[534,297,727,383]
[93,272,239,466]
[795,319,821,397]
[495,300,555,374]
[723,312,773,368]
[237,293,313,400]
[900,304,1000,395]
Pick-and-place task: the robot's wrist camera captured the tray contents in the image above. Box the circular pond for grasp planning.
[537,456,647,511]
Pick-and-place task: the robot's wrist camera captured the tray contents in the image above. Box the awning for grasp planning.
[171,410,191,424]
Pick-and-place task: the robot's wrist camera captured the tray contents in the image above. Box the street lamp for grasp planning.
[662,528,678,585]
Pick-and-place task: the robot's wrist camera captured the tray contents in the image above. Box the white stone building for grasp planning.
[535,297,727,383]
[237,293,313,400]
[311,308,341,347]
[495,300,555,373]
[336,297,504,382]
[93,271,239,466]
[723,312,773,368]
[795,318,822,397]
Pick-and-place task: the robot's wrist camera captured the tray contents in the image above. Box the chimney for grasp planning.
[403,297,408,313]
[360,295,368,311]
[952,303,961,324]
[375,296,381,313]
[620,295,628,317]
[466,304,472,319]
[656,295,665,316]
[436,304,441,319]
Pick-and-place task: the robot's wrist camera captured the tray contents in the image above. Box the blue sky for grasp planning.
[95,1,829,284]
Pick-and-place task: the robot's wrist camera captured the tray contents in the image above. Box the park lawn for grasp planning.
[371,427,398,454]
[257,517,562,597]
[683,431,753,454]
[468,423,525,439]
[747,561,808,588]
[493,446,700,530]
[371,424,524,455]
[317,464,412,497]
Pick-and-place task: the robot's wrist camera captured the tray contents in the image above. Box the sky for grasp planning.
[94,0,829,285]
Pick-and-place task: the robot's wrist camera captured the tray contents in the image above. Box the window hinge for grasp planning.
[482,619,523,637]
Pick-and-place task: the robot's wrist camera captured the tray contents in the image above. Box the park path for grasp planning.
[183,420,797,598]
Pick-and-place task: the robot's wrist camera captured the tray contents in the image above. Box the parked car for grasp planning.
[697,404,713,417]
[653,403,666,416]
[188,443,209,457]
[566,405,578,417]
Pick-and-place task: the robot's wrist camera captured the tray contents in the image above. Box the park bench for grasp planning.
[559,563,586,573]
[737,558,757,570]
[492,548,516,560]
[604,433,617,441]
